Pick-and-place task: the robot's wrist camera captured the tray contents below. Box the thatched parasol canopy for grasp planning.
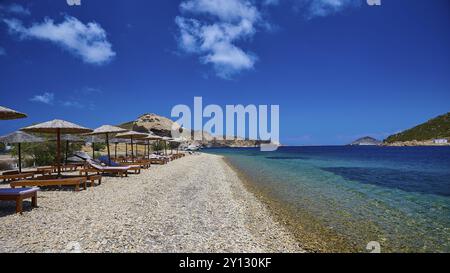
[51,134,85,142]
[0,106,27,120]
[90,125,127,135]
[145,132,163,140]
[0,131,45,172]
[90,125,127,165]
[115,131,148,162]
[115,131,149,139]
[85,135,105,143]
[21,119,92,175]
[160,137,173,155]
[0,131,44,144]
[21,119,92,134]
[110,138,131,159]
[111,138,131,144]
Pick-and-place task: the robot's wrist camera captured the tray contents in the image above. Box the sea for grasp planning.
[204,146,450,253]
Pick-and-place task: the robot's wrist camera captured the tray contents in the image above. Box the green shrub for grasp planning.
[9,141,83,167]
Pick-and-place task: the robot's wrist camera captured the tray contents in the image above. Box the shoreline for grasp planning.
[0,153,303,253]
[222,156,359,253]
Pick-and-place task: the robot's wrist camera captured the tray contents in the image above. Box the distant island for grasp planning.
[349,136,382,146]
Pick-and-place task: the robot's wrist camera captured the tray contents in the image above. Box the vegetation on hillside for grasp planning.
[385,112,450,143]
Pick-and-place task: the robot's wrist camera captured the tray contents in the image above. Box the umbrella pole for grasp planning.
[65,140,69,164]
[57,129,61,176]
[144,142,147,159]
[92,142,95,160]
[18,143,22,173]
[125,143,128,158]
[164,141,167,156]
[106,133,111,166]
[115,143,117,160]
[131,137,134,162]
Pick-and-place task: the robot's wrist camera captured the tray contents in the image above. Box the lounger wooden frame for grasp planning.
[0,189,38,214]
[10,177,87,192]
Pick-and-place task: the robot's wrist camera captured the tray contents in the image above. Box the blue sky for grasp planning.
[0,0,449,145]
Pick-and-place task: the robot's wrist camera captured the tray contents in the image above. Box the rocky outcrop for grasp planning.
[349,136,382,146]
[119,113,268,148]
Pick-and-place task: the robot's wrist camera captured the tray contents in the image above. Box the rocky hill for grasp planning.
[349,136,382,146]
[385,112,450,144]
[119,113,265,148]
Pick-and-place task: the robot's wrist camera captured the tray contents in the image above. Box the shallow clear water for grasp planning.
[205,146,450,252]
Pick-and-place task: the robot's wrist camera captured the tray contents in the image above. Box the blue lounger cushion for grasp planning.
[0,188,39,196]
[98,156,121,167]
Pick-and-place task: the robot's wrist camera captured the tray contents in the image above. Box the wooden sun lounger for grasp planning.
[58,164,82,172]
[43,174,102,188]
[117,163,144,173]
[85,160,131,178]
[0,188,38,214]
[1,172,35,182]
[80,167,130,177]
[10,177,87,192]
[149,158,168,165]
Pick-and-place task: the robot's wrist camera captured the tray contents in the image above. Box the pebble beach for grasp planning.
[0,153,303,253]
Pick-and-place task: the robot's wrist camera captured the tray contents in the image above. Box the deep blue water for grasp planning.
[204,146,450,252]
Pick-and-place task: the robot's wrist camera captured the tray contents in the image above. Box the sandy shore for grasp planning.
[0,153,303,253]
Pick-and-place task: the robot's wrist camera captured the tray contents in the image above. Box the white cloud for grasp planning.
[297,0,360,18]
[30,92,55,105]
[175,0,359,78]
[82,87,102,94]
[62,100,84,109]
[180,0,260,23]
[0,3,31,16]
[3,16,116,65]
[176,0,263,79]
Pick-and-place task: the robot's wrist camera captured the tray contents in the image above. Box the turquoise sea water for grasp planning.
[205,146,450,252]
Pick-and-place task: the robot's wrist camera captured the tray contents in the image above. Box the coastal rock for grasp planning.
[119,113,271,148]
[349,136,382,146]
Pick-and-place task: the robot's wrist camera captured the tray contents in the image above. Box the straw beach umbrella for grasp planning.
[161,137,173,156]
[89,125,127,166]
[0,131,45,172]
[21,119,92,176]
[170,138,183,154]
[52,134,85,164]
[85,135,105,160]
[0,106,27,120]
[145,133,163,158]
[110,138,130,160]
[115,131,148,162]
